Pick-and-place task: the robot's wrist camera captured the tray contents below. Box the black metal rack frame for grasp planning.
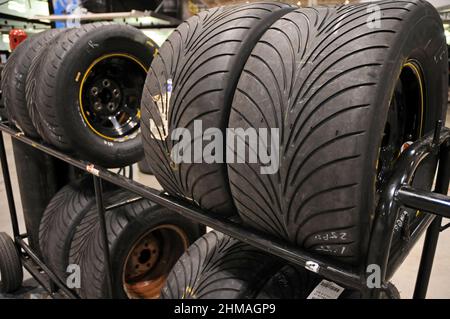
[0,119,449,299]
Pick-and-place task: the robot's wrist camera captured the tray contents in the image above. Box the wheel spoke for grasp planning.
[109,116,122,131]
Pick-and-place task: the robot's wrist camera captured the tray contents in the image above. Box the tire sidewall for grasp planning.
[362,5,447,254]
[3,36,34,133]
[54,26,156,167]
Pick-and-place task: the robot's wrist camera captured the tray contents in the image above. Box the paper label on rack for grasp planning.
[307,280,344,299]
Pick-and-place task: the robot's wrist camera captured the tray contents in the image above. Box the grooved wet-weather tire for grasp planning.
[69,194,204,299]
[141,2,295,216]
[256,264,400,299]
[161,231,282,299]
[38,176,118,280]
[26,29,72,143]
[0,64,6,119]
[29,23,157,167]
[0,232,23,293]
[228,1,447,264]
[1,29,61,137]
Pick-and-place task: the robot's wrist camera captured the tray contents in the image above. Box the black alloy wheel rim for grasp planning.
[376,61,424,193]
[80,55,147,140]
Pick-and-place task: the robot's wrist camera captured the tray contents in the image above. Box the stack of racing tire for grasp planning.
[2,22,154,167]
[0,23,205,298]
[140,0,447,299]
[0,0,447,299]
[38,176,204,298]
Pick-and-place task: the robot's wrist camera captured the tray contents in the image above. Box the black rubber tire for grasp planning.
[227,1,447,264]
[1,50,17,122]
[69,194,204,299]
[0,29,62,138]
[0,232,23,293]
[38,175,118,280]
[12,139,74,259]
[161,231,282,299]
[137,159,153,175]
[0,64,6,120]
[342,282,401,299]
[26,29,72,143]
[141,2,295,216]
[382,283,401,299]
[30,23,157,167]
[255,264,321,299]
[256,264,400,299]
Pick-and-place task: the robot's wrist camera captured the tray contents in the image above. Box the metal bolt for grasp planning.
[94,102,102,111]
[113,89,120,97]
[305,261,320,273]
[91,87,98,96]
[103,79,110,87]
[107,102,116,112]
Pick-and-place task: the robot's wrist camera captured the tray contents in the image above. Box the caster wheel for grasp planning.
[0,232,23,293]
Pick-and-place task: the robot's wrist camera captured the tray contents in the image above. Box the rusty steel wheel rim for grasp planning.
[123,224,189,299]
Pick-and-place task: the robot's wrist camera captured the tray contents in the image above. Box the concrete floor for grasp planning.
[0,112,449,299]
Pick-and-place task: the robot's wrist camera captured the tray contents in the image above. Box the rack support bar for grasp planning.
[413,145,450,299]
[0,133,20,238]
[397,187,450,218]
[93,176,114,299]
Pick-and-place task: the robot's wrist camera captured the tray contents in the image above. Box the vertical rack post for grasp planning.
[413,125,450,299]
[93,175,113,299]
[0,133,20,238]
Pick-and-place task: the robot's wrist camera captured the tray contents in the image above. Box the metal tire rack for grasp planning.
[0,119,449,299]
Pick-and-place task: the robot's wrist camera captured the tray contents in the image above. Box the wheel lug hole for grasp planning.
[107,102,116,112]
[103,79,110,87]
[94,102,102,111]
[91,87,98,96]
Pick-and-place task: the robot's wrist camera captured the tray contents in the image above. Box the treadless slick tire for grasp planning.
[161,231,282,299]
[1,29,61,137]
[28,23,156,167]
[141,2,295,216]
[0,232,23,293]
[228,1,447,264]
[69,193,204,299]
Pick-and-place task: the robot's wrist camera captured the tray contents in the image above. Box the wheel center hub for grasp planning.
[89,78,121,114]
[126,233,160,280]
